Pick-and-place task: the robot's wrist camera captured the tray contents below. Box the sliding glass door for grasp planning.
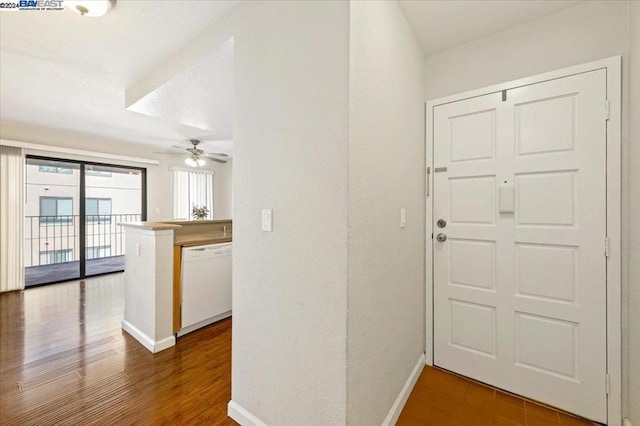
[84,164,143,277]
[25,158,81,285]
[24,157,146,286]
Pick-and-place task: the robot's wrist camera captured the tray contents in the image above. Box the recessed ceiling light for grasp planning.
[65,0,116,17]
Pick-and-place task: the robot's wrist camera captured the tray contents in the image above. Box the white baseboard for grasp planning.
[382,352,426,426]
[623,419,633,426]
[177,310,231,337]
[228,400,266,426]
[121,320,175,353]
[154,335,176,352]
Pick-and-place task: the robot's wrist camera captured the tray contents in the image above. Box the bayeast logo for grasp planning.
[0,0,64,11]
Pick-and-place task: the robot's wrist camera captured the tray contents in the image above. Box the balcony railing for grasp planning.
[24,213,141,268]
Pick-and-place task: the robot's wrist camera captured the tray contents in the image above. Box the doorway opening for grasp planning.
[24,156,146,287]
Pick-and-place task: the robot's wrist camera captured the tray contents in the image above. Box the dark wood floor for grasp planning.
[25,256,126,287]
[0,274,236,425]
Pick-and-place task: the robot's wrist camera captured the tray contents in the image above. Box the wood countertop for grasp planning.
[174,232,232,247]
[118,222,182,231]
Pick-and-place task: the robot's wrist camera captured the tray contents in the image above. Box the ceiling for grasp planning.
[127,38,234,143]
[1,0,586,152]
[0,0,237,149]
[398,0,584,55]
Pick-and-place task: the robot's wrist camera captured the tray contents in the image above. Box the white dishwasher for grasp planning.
[179,242,232,336]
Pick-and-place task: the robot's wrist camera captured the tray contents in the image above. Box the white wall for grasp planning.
[0,121,233,221]
[348,1,425,424]
[627,1,640,422]
[230,1,349,424]
[422,1,639,423]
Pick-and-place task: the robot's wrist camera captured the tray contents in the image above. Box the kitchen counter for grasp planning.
[174,232,232,247]
[118,218,233,351]
[119,219,232,246]
[119,221,182,231]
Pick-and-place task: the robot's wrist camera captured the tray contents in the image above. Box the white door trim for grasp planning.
[424,56,622,425]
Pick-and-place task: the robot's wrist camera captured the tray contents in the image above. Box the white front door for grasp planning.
[432,70,607,422]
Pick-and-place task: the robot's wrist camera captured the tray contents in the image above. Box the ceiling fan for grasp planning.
[153,139,230,166]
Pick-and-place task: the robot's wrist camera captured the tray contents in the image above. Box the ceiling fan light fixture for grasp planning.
[65,0,116,17]
[185,157,198,167]
[196,158,206,167]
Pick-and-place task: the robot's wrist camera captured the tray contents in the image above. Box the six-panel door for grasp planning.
[433,70,608,423]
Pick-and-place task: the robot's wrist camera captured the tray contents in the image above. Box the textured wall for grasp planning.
[230,1,350,424]
[423,1,638,423]
[348,1,426,424]
[627,1,640,422]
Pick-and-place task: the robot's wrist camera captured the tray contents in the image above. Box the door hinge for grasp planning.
[605,374,610,394]
[605,237,610,258]
[426,167,431,198]
[605,100,610,121]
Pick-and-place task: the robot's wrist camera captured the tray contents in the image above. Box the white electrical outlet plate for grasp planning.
[262,209,273,232]
[400,208,406,228]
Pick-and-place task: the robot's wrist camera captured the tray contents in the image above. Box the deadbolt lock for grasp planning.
[437,219,447,228]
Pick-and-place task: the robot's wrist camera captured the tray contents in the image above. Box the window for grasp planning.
[39,249,73,265]
[39,197,73,225]
[86,245,111,260]
[85,170,112,177]
[172,170,213,220]
[39,165,73,174]
[86,198,112,223]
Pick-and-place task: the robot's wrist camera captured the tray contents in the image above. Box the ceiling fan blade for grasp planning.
[208,157,228,164]
[205,152,230,158]
[171,145,188,151]
[152,151,183,155]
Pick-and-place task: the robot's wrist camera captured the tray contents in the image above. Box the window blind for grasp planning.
[172,170,214,220]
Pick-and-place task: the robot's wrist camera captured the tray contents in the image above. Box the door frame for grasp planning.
[24,154,148,285]
[424,56,622,425]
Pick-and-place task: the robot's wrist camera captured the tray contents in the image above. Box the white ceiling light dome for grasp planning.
[65,0,116,17]
[184,157,198,168]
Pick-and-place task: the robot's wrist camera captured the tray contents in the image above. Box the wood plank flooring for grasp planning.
[0,274,236,425]
[398,365,601,426]
[2,273,603,426]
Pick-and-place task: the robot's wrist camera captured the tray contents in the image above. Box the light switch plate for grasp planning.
[262,209,273,232]
[400,208,406,228]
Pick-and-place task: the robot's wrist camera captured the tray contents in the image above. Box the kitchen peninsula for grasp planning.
[119,219,232,353]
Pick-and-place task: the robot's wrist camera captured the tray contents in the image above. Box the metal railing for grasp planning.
[24,214,141,267]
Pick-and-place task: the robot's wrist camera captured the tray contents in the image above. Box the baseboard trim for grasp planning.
[623,419,633,426]
[121,320,175,353]
[154,335,176,352]
[228,400,267,426]
[382,352,426,426]
[177,311,232,337]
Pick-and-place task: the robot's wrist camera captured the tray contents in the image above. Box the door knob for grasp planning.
[437,219,447,228]
[436,233,447,242]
